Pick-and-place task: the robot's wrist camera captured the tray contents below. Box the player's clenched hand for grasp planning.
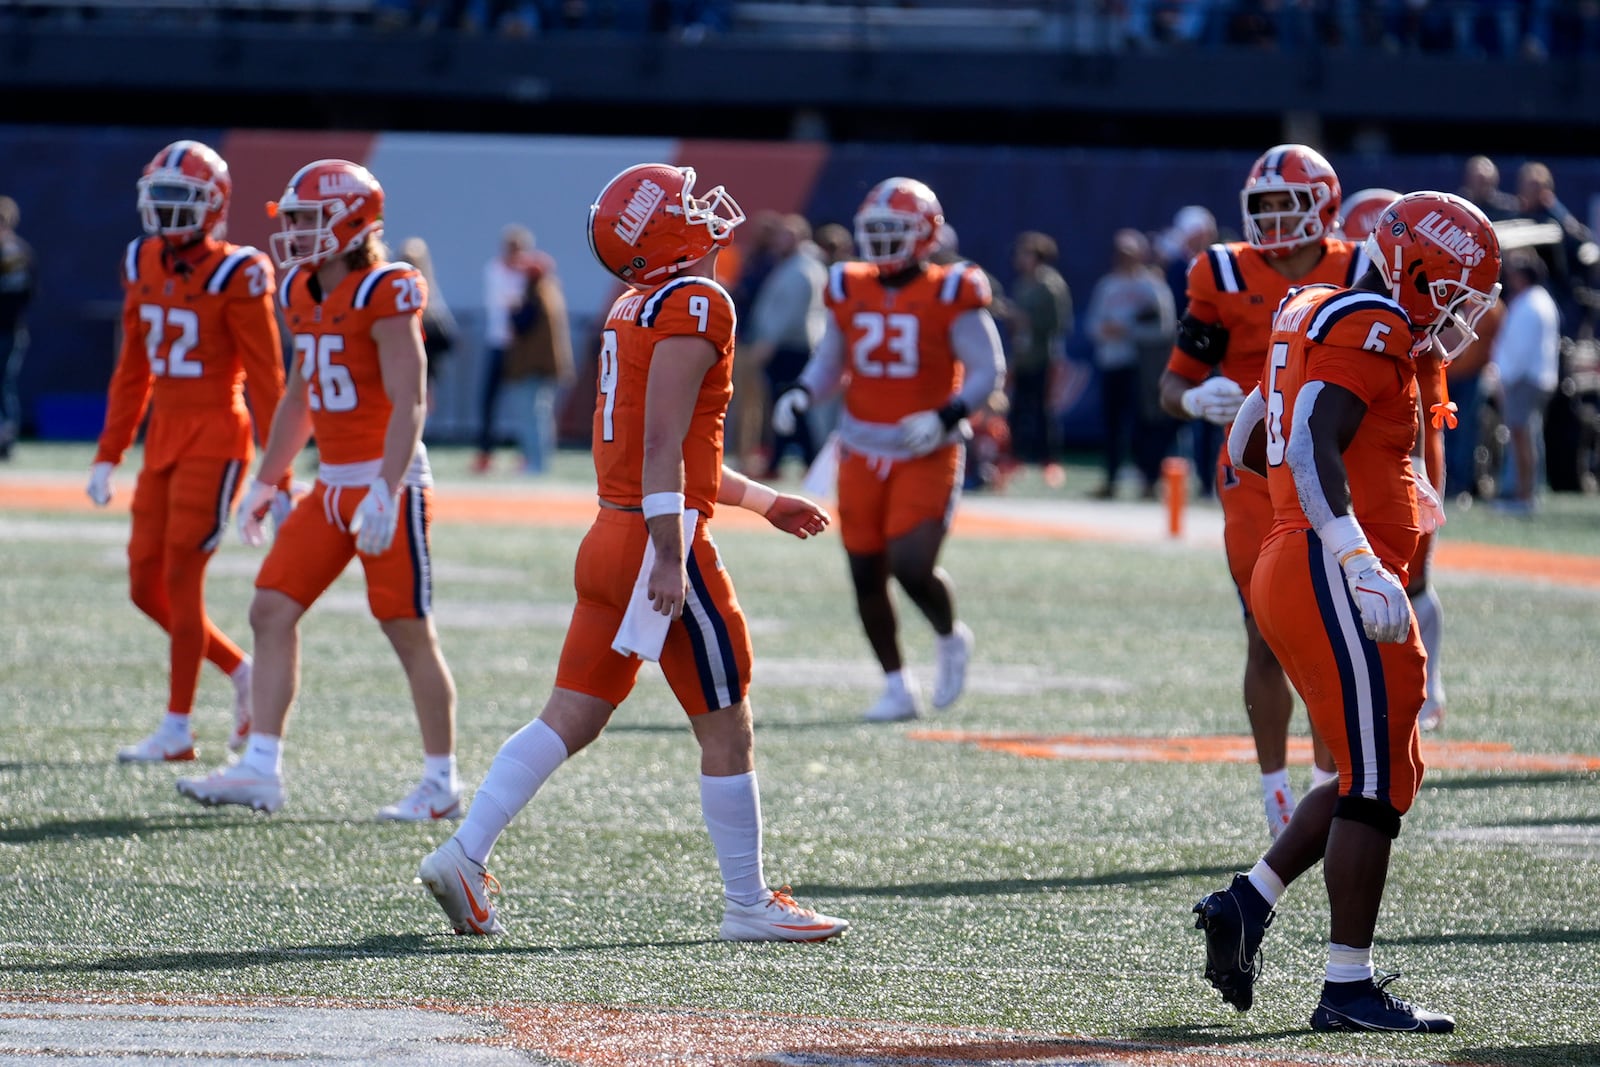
[237,480,281,547]
[350,478,399,556]
[1340,552,1411,643]
[898,410,945,454]
[764,493,830,539]
[1181,376,1246,425]
[86,462,115,507]
[770,387,810,436]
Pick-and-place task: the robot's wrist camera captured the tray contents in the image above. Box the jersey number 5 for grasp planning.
[1264,340,1290,468]
[295,334,358,413]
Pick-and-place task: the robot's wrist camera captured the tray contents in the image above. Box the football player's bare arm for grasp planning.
[641,334,718,615]
[229,292,287,452]
[718,466,830,540]
[374,314,428,493]
[1160,311,1232,421]
[1227,387,1269,477]
[252,372,315,487]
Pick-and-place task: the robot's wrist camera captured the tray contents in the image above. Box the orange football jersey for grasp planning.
[825,260,990,424]
[1167,238,1364,390]
[277,261,427,469]
[97,236,283,470]
[1261,284,1423,576]
[592,275,737,516]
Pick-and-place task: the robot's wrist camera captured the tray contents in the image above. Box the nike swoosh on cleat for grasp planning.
[455,870,492,924]
[430,805,458,819]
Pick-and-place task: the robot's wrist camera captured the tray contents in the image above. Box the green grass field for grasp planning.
[2,442,1598,1066]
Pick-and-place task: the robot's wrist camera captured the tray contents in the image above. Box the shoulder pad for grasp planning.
[1304,290,1412,357]
[205,245,273,297]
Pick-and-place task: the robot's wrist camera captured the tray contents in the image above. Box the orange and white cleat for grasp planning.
[117,723,196,763]
[719,885,850,942]
[416,837,506,935]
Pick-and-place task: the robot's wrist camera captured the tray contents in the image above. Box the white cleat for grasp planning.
[229,661,253,754]
[176,761,285,813]
[416,838,506,935]
[720,886,850,942]
[379,778,463,822]
[864,679,924,723]
[117,725,196,763]
[931,622,974,710]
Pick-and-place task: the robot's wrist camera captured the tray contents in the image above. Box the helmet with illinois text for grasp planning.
[1337,187,1402,242]
[1364,190,1502,363]
[1240,144,1342,256]
[266,159,385,271]
[854,177,944,273]
[137,140,232,245]
[587,163,745,289]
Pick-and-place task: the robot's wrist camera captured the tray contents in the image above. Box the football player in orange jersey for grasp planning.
[87,140,287,764]
[1193,191,1500,1033]
[1157,145,1365,837]
[416,163,848,941]
[1337,189,1450,734]
[769,177,1005,723]
[176,159,460,821]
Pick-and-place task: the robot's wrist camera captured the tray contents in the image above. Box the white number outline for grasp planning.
[294,333,357,413]
[597,330,619,442]
[850,311,920,379]
[1264,340,1291,468]
[139,304,202,379]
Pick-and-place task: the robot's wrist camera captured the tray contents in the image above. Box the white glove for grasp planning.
[898,409,946,454]
[771,387,810,436]
[1340,551,1412,643]
[1414,474,1446,535]
[350,477,399,555]
[237,480,281,547]
[1181,376,1247,425]
[86,462,115,507]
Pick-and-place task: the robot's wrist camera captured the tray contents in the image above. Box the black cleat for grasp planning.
[1192,873,1273,1011]
[1311,974,1455,1033]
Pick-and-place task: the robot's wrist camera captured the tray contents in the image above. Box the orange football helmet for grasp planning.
[266,159,385,271]
[137,140,231,245]
[1338,187,1401,242]
[1240,144,1341,256]
[854,177,944,273]
[587,163,744,288]
[1363,190,1502,363]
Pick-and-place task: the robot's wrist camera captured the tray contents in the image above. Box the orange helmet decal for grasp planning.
[854,177,944,273]
[137,140,232,244]
[1363,190,1502,363]
[587,163,744,288]
[266,159,385,271]
[1240,144,1342,256]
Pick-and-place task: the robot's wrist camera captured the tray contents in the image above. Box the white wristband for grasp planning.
[641,491,686,518]
[740,480,778,516]
[1317,513,1372,567]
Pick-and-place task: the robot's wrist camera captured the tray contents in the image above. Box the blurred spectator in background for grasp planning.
[1006,229,1072,486]
[1158,204,1222,497]
[400,236,460,423]
[1456,154,1519,219]
[1084,227,1173,499]
[501,248,574,474]
[813,221,855,266]
[475,224,550,473]
[0,195,34,460]
[1514,161,1597,339]
[747,213,827,478]
[1489,250,1561,513]
[727,209,785,473]
[1444,289,1502,500]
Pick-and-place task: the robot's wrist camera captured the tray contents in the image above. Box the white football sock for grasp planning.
[242,734,282,776]
[423,753,458,793]
[1411,583,1445,710]
[1247,859,1286,906]
[455,718,567,866]
[701,770,766,906]
[1326,941,1375,984]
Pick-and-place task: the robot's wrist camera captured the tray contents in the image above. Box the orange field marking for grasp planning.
[5,473,1598,585]
[911,730,1600,773]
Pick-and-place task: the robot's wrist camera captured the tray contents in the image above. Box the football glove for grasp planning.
[898,409,945,454]
[1415,475,1446,535]
[770,386,810,436]
[237,480,282,547]
[86,462,116,507]
[1181,376,1246,425]
[350,478,399,556]
[1340,551,1411,643]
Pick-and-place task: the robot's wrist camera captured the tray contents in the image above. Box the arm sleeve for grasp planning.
[1228,386,1267,469]
[94,295,156,464]
[951,308,1004,411]
[797,317,847,401]
[1286,379,1341,529]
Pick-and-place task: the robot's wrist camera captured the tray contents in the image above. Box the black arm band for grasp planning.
[937,398,970,430]
[1176,313,1229,365]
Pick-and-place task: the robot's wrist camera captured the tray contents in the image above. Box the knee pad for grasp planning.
[1334,794,1403,840]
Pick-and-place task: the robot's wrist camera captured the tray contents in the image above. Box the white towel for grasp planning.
[802,431,840,501]
[611,509,699,661]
